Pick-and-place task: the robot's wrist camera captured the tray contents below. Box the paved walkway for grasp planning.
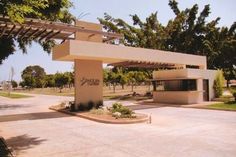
[0,94,236,157]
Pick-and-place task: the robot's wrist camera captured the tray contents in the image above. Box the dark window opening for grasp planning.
[153,79,197,91]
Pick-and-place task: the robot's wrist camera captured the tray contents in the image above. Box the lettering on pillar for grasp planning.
[80,77,100,86]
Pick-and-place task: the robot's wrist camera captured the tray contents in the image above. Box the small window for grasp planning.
[154,79,197,91]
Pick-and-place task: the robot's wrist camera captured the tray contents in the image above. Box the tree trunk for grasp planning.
[113,84,116,93]
[226,79,230,88]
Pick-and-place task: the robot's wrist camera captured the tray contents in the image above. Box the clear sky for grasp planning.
[0,0,235,82]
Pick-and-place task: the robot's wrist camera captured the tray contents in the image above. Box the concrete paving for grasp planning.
[0,94,236,157]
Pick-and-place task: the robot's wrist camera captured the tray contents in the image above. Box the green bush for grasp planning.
[213,70,225,98]
[110,103,134,118]
[90,108,105,115]
[96,100,103,109]
[233,92,236,102]
[69,101,76,112]
[78,103,87,111]
[68,100,104,112]
[87,101,95,110]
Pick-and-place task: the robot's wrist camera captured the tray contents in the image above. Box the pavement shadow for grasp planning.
[0,104,31,110]
[6,134,46,155]
[0,111,72,122]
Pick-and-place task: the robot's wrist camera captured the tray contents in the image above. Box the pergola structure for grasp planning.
[108,60,176,69]
[0,16,122,42]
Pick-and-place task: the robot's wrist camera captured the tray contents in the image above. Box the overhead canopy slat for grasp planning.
[0,16,123,42]
[108,60,177,69]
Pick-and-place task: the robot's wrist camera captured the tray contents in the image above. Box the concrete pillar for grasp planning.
[75,20,103,43]
[74,59,103,108]
[197,79,203,102]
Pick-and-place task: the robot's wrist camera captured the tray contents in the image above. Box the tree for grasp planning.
[127,71,136,92]
[44,74,55,88]
[54,72,69,92]
[19,81,25,88]
[213,70,225,98]
[21,65,46,88]
[108,70,120,93]
[0,0,74,64]
[64,72,74,88]
[115,68,128,90]
[11,80,18,88]
[99,0,236,82]
[103,68,110,86]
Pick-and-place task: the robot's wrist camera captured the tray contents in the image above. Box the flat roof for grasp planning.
[53,40,207,68]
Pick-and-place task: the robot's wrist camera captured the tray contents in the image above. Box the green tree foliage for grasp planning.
[108,70,120,93]
[98,0,236,81]
[0,0,74,64]
[127,71,136,92]
[54,72,70,92]
[44,74,55,88]
[11,80,18,88]
[213,70,225,98]
[21,65,46,88]
[19,81,25,88]
[64,72,74,88]
[103,68,110,86]
[103,68,149,92]
[127,71,146,92]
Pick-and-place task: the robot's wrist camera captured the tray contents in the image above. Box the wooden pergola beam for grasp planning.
[15,26,24,37]
[39,30,54,41]
[0,16,123,40]
[20,27,31,39]
[0,24,7,37]
[27,28,40,39]
[45,31,61,41]
[7,25,16,38]
[108,60,176,69]
[33,28,47,40]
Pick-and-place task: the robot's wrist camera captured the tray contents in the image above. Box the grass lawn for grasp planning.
[207,101,236,111]
[0,91,32,99]
[16,85,151,98]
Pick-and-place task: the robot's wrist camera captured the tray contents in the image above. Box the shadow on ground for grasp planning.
[6,134,46,156]
[0,104,31,110]
[0,111,72,122]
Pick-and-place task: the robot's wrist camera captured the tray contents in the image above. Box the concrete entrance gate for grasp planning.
[52,20,217,107]
[0,16,217,105]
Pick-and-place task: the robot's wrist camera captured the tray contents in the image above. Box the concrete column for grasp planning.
[197,79,203,102]
[74,59,103,108]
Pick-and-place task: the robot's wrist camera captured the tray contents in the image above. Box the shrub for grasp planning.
[111,103,123,112]
[233,92,236,102]
[96,100,103,109]
[69,101,76,112]
[110,103,134,118]
[90,108,105,115]
[87,101,95,110]
[78,103,87,111]
[213,70,225,98]
[69,100,104,112]
[145,91,152,97]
